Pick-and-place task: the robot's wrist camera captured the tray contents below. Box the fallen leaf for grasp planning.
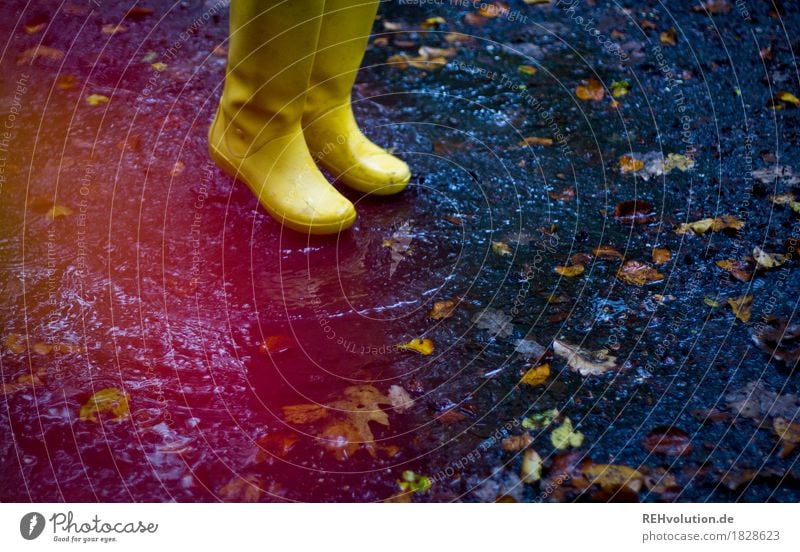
[582,463,643,494]
[101,23,128,35]
[17,45,65,64]
[553,339,617,376]
[520,363,550,387]
[675,215,743,235]
[86,94,110,106]
[478,2,509,18]
[616,260,664,285]
[514,338,547,360]
[420,16,446,28]
[752,246,787,269]
[387,385,414,412]
[382,221,414,276]
[151,62,168,71]
[56,74,77,90]
[282,403,328,424]
[125,6,155,19]
[551,417,584,449]
[773,417,800,458]
[751,318,800,365]
[613,199,655,225]
[397,337,434,355]
[726,381,800,423]
[642,426,693,456]
[772,91,800,109]
[218,475,262,502]
[518,64,538,76]
[618,154,644,173]
[715,258,755,281]
[322,385,392,459]
[520,449,543,483]
[4,333,26,354]
[256,432,299,460]
[548,187,575,201]
[727,294,753,322]
[398,470,432,493]
[575,78,604,101]
[24,22,47,34]
[472,308,514,338]
[593,245,624,259]
[79,388,130,423]
[258,335,294,354]
[756,166,799,186]
[492,241,512,256]
[418,46,457,58]
[610,80,631,98]
[521,408,559,430]
[520,136,553,147]
[693,0,731,14]
[32,342,52,355]
[659,27,677,46]
[502,433,533,452]
[1,374,43,395]
[46,205,73,219]
[652,248,671,264]
[429,298,458,320]
[554,264,584,277]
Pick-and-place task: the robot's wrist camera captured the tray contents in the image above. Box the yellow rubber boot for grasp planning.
[303,0,411,196]
[209,0,356,235]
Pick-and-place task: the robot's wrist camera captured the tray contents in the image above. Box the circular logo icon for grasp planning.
[20,512,45,540]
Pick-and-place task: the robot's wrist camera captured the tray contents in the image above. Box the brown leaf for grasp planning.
[642,426,693,457]
[715,258,755,282]
[282,403,328,424]
[751,318,800,366]
[675,215,744,235]
[501,432,533,452]
[548,187,575,201]
[258,335,295,354]
[773,417,800,458]
[429,298,458,320]
[17,45,65,64]
[218,475,263,502]
[593,245,624,260]
[613,199,655,225]
[727,294,753,323]
[659,27,677,46]
[520,136,553,147]
[726,381,800,424]
[322,385,392,459]
[554,264,584,277]
[652,248,671,265]
[616,260,664,285]
[752,246,787,269]
[618,154,644,172]
[575,78,605,101]
[553,339,617,376]
[692,0,731,14]
[582,463,643,495]
[256,432,299,460]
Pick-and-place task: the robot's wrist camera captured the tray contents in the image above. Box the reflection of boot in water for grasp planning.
[209,0,356,235]
[303,0,411,196]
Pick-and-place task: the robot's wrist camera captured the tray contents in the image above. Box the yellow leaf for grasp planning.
[429,298,458,320]
[618,154,644,172]
[520,449,543,483]
[491,241,512,256]
[4,333,26,354]
[575,78,605,101]
[520,363,550,386]
[398,338,434,355]
[47,205,73,219]
[616,260,664,285]
[659,27,677,46]
[554,265,584,277]
[727,294,753,323]
[150,62,168,71]
[421,16,446,28]
[752,246,787,269]
[281,403,328,424]
[551,417,584,449]
[675,215,744,234]
[652,248,671,265]
[323,385,392,460]
[776,91,800,107]
[79,388,130,423]
[101,23,128,35]
[86,94,110,106]
[518,64,538,76]
[583,463,643,494]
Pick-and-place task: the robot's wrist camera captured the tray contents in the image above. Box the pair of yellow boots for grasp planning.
[209,0,410,234]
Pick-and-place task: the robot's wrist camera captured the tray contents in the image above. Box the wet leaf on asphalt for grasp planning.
[547,186,575,201]
[616,260,664,285]
[519,363,550,387]
[47,205,74,219]
[218,475,263,502]
[256,432,299,460]
[593,245,624,260]
[492,241,512,256]
[582,463,643,495]
[575,78,604,101]
[675,215,744,235]
[642,426,693,457]
[397,337,434,355]
[715,257,755,281]
[610,80,631,98]
[752,246,787,269]
[554,264,584,277]
[727,294,753,323]
[520,136,553,147]
[551,417,584,450]
[258,335,295,354]
[619,152,695,180]
[652,248,671,265]
[520,449,543,483]
[553,339,618,376]
[660,27,677,46]
[522,408,559,430]
[692,0,732,14]
[773,417,800,458]
[320,385,393,460]
[751,318,800,366]
[429,298,458,320]
[1,374,43,395]
[613,199,656,225]
[725,381,800,424]
[501,432,533,452]
[79,388,130,423]
[472,308,514,338]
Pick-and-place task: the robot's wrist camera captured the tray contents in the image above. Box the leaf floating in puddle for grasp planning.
[79,388,130,423]
[616,260,664,286]
[397,337,434,355]
[281,403,328,424]
[258,335,294,354]
[1,374,42,395]
[727,294,753,323]
[387,384,414,412]
[4,333,26,354]
[322,385,392,460]
[47,205,73,219]
[382,221,414,277]
[218,475,263,503]
[17,45,65,64]
[551,417,584,450]
[553,339,617,376]
[85,94,110,106]
[619,152,695,180]
[519,363,550,387]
